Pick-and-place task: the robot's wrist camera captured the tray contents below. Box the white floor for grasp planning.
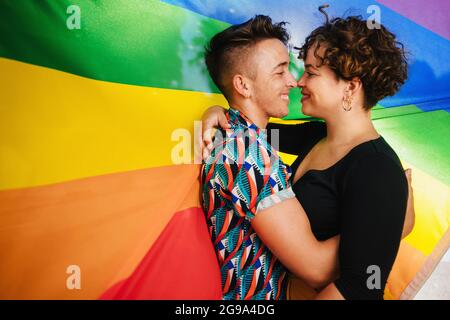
[414,248,450,300]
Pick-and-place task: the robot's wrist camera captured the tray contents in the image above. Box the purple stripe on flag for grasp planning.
[376,0,450,40]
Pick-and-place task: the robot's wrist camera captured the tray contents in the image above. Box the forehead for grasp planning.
[251,38,290,67]
[305,42,326,66]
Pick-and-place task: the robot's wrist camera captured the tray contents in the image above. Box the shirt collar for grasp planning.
[228,108,263,135]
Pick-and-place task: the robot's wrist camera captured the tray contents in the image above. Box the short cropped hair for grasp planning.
[205,15,289,101]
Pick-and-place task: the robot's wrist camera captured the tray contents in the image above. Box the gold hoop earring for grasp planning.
[342,96,353,111]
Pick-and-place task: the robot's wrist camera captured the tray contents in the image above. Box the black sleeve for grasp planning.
[267,121,326,155]
[334,153,408,300]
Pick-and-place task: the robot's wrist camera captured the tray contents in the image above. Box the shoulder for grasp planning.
[342,140,408,193]
[209,127,254,158]
[351,152,404,178]
[343,137,403,173]
[207,127,287,175]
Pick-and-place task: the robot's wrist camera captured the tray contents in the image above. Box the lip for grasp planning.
[301,93,310,102]
[281,93,290,101]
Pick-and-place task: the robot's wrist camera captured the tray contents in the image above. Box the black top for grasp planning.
[267,121,408,300]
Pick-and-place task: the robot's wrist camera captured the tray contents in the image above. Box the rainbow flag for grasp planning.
[0,0,448,299]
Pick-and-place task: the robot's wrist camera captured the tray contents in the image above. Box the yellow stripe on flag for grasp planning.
[0,58,227,189]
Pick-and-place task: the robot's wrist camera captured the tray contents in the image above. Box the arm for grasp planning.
[314,167,414,300]
[318,154,408,300]
[401,168,415,238]
[252,197,340,289]
[199,106,230,160]
[266,121,326,155]
[198,105,326,158]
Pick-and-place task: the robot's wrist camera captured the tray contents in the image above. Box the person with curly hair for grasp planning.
[201,12,415,300]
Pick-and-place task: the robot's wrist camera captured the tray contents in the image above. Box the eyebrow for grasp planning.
[272,61,289,72]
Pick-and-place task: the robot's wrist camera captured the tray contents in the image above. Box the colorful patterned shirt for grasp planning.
[201,108,295,300]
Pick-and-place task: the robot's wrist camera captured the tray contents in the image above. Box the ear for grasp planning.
[345,77,362,97]
[232,74,252,99]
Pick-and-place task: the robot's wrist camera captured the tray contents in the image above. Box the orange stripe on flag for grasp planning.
[0,164,201,299]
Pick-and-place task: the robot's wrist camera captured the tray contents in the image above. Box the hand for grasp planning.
[401,168,415,239]
[198,105,230,160]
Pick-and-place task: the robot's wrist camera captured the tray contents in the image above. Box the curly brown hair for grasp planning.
[299,16,408,109]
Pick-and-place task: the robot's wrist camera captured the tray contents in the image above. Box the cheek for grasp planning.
[311,78,340,107]
[254,85,270,101]
[261,83,281,101]
[325,90,342,108]
[253,80,272,97]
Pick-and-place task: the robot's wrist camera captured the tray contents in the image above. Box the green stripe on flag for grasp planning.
[374,109,450,185]
[0,0,227,93]
[372,105,423,120]
[0,0,314,119]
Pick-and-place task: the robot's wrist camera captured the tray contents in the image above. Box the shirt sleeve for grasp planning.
[225,131,296,221]
[267,121,326,155]
[334,153,408,300]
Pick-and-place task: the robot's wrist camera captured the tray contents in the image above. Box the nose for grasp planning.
[297,71,306,88]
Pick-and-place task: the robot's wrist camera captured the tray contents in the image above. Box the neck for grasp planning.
[230,100,269,129]
[325,108,379,146]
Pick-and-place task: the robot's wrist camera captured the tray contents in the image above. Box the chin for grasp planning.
[268,106,289,119]
[277,108,289,118]
[301,103,313,117]
[281,103,291,116]
[301,106,310,116]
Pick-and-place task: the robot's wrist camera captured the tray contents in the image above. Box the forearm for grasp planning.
[296,235,340,289]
